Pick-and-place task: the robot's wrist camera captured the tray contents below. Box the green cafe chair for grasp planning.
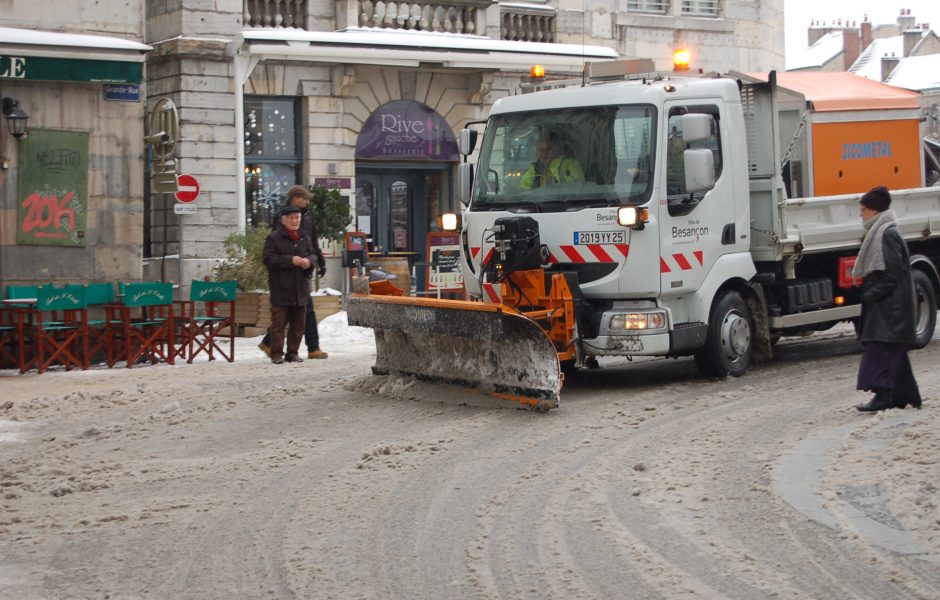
[105,282,175,368]
[180,280,238,363]
[27,284,89,374]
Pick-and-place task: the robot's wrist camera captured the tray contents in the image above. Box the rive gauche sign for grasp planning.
[355,100,458,161]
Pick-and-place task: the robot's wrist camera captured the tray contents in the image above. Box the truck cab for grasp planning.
[460,76,757,367]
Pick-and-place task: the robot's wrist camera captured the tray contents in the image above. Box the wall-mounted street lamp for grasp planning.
[2,97,29,139]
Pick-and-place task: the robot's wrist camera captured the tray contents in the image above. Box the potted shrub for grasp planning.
[306,183,353,291]
[215,226,271,333]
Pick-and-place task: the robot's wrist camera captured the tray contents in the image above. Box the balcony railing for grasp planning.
[244,0,564,44]
[244,0,308,28]
[501,4,555,43]
[356,0,489,34]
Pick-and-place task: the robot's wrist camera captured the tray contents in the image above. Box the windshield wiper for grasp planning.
[471,200,541,213]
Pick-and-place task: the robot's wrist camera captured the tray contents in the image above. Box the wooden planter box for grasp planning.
[313,295,342,322]
[235,291,272,336]
[235,292,342,334]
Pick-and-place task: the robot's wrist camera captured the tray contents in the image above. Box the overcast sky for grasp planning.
[785,0,940,59]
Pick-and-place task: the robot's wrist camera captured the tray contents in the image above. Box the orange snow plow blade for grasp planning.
[346,294,562,411]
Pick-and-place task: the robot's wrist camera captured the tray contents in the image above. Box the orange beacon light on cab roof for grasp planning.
[673,48,691,72]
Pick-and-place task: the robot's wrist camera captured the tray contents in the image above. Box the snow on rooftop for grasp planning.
[849,36,904,81]
[0,26,150,52]
[885,54,940,92]
[786,31,843,71]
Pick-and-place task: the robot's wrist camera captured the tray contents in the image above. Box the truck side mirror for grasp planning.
[459,129,478,156]
[684,149,716,193]
[680,114,714,144]
[458,162,474,205]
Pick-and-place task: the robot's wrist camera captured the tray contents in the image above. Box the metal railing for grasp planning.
[626,0,668,14]
[680,0,719,17]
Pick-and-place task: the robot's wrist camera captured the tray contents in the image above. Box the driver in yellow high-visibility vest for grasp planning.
[520,132,584,190]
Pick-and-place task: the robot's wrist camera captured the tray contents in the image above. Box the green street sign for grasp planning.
[0,55,142,84]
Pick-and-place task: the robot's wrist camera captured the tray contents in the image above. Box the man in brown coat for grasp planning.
[262,205,317,364]
[258,185,329,359]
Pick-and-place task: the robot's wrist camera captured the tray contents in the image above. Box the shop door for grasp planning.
[355,171,420,255]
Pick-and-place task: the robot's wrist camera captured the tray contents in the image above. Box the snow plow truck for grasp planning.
[347,66,940,411]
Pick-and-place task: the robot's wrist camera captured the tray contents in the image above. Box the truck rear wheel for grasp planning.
[694,290,753,378]
[911,269,937,349]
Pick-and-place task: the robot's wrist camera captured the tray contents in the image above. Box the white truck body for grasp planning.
[458,71,940,373]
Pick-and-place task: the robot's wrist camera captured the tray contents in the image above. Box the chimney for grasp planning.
[861,17,873,50]
[898,9,915,31]
[808,20,828,46]
[843,27,861,70]
[881,53,900,81]
[903,28,922,57]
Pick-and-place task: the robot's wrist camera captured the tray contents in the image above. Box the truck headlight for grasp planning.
[617,206,637,226]
[610,311,666,331]
[439,213,461,231]
[617,206,649,230]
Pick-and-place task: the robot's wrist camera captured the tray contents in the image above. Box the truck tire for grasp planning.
[911,269,937,349]
[694,290,754,378]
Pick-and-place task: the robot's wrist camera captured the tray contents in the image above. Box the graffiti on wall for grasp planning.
[17,129,88,246]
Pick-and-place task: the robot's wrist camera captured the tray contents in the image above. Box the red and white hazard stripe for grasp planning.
[660,251,704,273]
[549,244,629,264]
[481,282,502,303]
[470,246,495,267]
[470,244,628,266]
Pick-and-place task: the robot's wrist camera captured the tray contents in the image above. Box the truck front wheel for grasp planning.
[911,269,937,349]
[694,290,754,378]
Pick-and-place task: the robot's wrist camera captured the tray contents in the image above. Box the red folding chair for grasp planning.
[105,282,175,368]
[0,306,26,371]
[184,280,237,363]
[1,285,39,372]
[83,282,118,367]
[25,285,89,374]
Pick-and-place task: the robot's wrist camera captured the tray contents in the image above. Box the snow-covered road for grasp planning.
[1,315,937,598]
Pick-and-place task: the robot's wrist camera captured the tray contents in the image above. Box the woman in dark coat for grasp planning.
[853,186,922,412]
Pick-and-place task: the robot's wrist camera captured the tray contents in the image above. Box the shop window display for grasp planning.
[244,96,301,228]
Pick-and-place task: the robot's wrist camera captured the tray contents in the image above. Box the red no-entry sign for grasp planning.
[175,174,200,203]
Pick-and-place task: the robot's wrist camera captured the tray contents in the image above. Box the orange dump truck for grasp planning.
[760,71,924,197]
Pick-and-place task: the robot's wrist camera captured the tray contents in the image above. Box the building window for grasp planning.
[626,0,669,14]
[680,0,720,17]
[244,96,301,228]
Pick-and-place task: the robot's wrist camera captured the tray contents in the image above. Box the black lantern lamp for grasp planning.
[2,97,29,139]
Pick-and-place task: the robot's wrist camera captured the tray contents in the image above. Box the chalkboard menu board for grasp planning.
[426,232,463,291]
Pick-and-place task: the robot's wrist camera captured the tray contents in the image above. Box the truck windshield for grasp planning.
[471,105,656,211]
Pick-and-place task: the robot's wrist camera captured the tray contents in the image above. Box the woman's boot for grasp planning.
[856,390,895,412]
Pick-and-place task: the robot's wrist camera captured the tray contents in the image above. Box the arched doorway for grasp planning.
[355,101,458,290]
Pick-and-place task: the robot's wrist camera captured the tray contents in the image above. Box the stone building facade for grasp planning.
[0,8,149,286]
[145,0,783,294]
[0,1,784,293]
